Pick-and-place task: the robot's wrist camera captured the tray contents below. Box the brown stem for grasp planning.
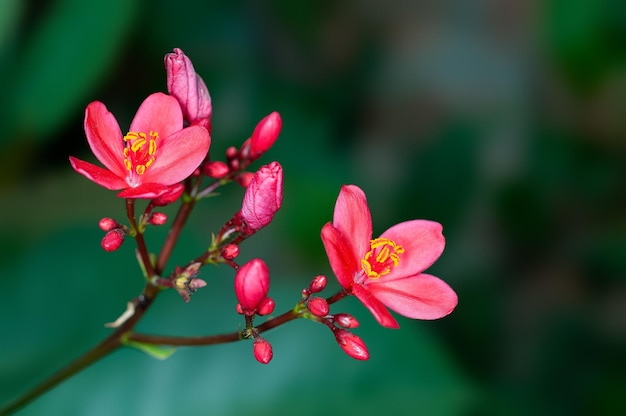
[156,198,195,275]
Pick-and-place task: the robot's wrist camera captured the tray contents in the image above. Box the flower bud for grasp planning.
[306,297,329,317]
[256,297,275,316]
[221,244,239,260]
[164,48,212,127]
[309,275,327,293]
[152,183,185,206]
[236,171,253,187]
[98,218,118,232]
[249,112,281,159]
[334,313,360,328]
[202,161,229,178]
[234,258,270,314]
[148,212,167,225]
[240,162,283,232]
[253,338,273,364]
[101,229,125,252]
[334,329,369,360]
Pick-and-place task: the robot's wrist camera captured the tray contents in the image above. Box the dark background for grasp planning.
[1,1,625,415]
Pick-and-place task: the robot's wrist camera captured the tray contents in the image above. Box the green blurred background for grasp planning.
[1,0,625,415]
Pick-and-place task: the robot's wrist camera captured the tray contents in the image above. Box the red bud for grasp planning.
[335,329,369,360]
[253,338,273,364]
[101,229,125,252]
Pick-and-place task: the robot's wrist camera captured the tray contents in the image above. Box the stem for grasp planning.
[128,309,300,346]
[156,198,195,274]
[126,199,155,277]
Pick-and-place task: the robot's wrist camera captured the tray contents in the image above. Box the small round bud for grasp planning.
[98,218,118,232]
[221,244,239,260]
[256,297,275,316]
[309,275,327,293]
[148,212,167,225]
[101,229,125,252]
[334,329,369,361]
[203,161,230,178]
[253,338,273,364]
[306,297,329,317]
[334,313,360,328]
[236,172,254,188]
[235,303,244,315]
[226,146,238,160]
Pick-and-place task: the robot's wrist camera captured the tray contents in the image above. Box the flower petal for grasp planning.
[332,185,372,261]
[368,273,458,320]
[379,220,445,282]
[69,156,128,190]
[352,284,399,328]
[321,223,359,290]
[141,125,210,186]
[116,183,171,199]
[129,92,183,139]
[84,101,126,177]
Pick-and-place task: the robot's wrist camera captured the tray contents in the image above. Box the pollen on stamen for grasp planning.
[361,237,405,279]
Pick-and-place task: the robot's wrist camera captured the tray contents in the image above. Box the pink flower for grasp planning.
[321,185,458,328]
[234,258,270,314]
[239,162,283,232]
[69,92,211,199]
[164,48,212,128]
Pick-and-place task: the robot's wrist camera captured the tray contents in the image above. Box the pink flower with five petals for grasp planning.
[321,185,458,328]
[69,92,211,199]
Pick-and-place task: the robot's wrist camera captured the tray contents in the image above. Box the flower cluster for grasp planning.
[68,48,457,367]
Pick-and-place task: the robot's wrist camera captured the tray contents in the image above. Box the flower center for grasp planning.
[123,131,158,183]
[361,237,405,279]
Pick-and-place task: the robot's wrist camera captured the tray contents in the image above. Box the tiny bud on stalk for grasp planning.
[249,112,282,159]
[101,229,125,252]
[149,212,167,225]
[307,297,329,317]
[253,338,273,364]
[334,329,369,361]
[240,162,283,232]
[334,313,359,328]
[221,244,239,260]
[234,259,270,314]
[202,161,229,178]
[256,297,275,316]
[98,218,118,231]
[309,275,327,293]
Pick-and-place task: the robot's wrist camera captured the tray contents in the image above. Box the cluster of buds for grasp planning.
[98,218,126,252]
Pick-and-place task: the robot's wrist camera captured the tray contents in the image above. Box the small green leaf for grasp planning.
[122,339,177,361]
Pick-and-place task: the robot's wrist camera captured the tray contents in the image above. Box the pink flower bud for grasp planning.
[221,244,239,260]
[202,161,229,178]
[152,183,185,206]
[101,229,125,252]
[249,112,281,159]
[334,313,360,328]
[234,258,270,313]
[98,218,118,232]
[307,297,329,317]
[253,338,273,364]
[334,329,369,360]
[256,297,275,316]
[148,212,167,225]
[240,162,283,232]
[164,48,212,127]
[309,275,327,293]
[236,171,253,187]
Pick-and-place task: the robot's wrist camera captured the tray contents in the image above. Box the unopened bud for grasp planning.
[334,313,360,328]
[98,218,118,232]
[239,162,283,232]
[334,329,369,360]
[309,275,327,293]
[253,338,273,364]
[202,161,230,178]
[256,297,275,316]
[234,258,270,314]
[236,172,254,187]
[307,297,329,317]
[164,48,212,127]
[152,183,185,206]
[226,146,238,160]
[249,111,281,159]
[149,212,167,225]
[101,229,125,252]
[221,244,239,260]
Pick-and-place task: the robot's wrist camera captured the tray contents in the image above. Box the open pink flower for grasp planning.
[69,92,211,199]
[321,185,458,328]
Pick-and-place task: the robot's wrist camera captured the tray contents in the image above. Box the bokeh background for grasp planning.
[1,0,625,415]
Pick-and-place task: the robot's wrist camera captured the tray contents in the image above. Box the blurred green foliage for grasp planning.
[1,0,626,415]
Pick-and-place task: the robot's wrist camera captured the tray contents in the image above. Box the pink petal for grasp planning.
[352,284,399,328]
[141,125,210,185]
[332,185,372,262]
[116,183,171,199]
[368,273,458,320]
[129,93,183,139]
[83,101,126,177]
[378,220,445,282]
[69,156,128,190]
[321,223,359,290]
